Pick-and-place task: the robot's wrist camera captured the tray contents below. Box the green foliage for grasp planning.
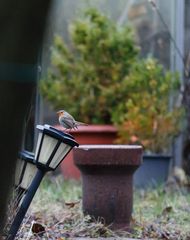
[40,8,184,153]
[114,58,185,153]
[40,8,139,124]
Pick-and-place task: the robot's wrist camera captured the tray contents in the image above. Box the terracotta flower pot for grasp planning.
[73,145,142,230]
[55,125,117,179]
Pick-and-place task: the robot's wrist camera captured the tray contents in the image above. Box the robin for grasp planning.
[57,110,87,130]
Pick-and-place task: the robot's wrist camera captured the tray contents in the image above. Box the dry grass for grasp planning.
[4,174,190,239]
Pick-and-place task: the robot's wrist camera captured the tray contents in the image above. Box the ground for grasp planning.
[4,174,190,240]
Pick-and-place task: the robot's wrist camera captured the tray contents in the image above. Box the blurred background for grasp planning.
[24,0,190,175]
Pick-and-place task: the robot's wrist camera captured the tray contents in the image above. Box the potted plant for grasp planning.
[40,8,139,179]
[113,58,185,188]
[40,8,184,185]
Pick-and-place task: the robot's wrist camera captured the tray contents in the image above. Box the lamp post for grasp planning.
[8,125,78,240]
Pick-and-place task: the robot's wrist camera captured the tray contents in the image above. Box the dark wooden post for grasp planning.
[0,0,52,234]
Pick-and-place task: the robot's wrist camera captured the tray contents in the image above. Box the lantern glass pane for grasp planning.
[35,132,43,160]
[49,143,72,169]
[20,163,38,189]
[38,135,58,165]
[15,159,25,187]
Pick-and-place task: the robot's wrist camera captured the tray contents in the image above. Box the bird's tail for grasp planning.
[75,121,88,126]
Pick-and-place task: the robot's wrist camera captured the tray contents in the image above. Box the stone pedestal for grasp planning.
[73,145,142,230]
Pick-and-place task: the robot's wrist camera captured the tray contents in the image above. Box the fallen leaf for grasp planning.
[32,222,45,234]
[162,206,173,215]
[65,201,80,208]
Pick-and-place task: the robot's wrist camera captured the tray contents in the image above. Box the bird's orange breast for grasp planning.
[57,111,64,117]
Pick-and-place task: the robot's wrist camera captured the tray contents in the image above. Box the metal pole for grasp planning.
[7,169,45,240]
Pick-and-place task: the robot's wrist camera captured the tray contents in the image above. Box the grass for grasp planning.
[133,186,190,239]
[5,174,190,239]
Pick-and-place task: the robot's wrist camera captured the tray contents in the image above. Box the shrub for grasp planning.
[114,58,185,153]
[40,8,139,124]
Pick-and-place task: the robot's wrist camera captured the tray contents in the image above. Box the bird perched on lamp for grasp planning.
[57,110,87,130]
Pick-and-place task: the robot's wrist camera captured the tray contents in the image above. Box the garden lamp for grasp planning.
[8,124,79,240]
[15,150,36,190]
[14,150,37,207]
[35,124,77,171]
